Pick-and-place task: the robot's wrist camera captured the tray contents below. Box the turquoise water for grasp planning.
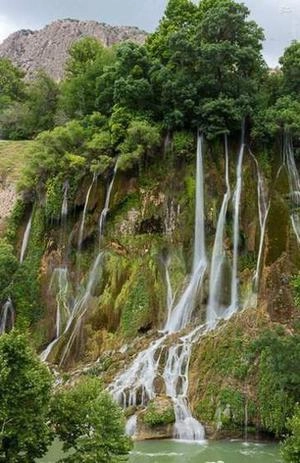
[40,440,281,463]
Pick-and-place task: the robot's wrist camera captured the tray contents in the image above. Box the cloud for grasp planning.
[0,15,21,44]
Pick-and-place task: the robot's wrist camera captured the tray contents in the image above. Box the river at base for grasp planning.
[39,440,281,463]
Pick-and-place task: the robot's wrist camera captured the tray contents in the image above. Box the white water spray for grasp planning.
[0,297,15,334]
[78,174,97,250]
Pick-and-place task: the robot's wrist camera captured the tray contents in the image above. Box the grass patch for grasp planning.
[0,140,35,182]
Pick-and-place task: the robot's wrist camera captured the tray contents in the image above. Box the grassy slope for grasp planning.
[0,140,35,182]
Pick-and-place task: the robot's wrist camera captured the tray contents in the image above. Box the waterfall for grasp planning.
[99,165,118,240]
[228,138,245,317]
[207,135,231,328]
[61,181,69,220]
[125,415,137,437]
[20,212,33,263]
[41,163,117,363]
[78,174,97,250]
[109,133,207,442]
[249,148,270,292]
[164,133,207,333]
[163,325,206,441]
[284,138,300,243]
[0,297,15,334]
[163,255,174,328]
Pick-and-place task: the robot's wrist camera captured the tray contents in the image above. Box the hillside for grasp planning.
[0,19,147,80]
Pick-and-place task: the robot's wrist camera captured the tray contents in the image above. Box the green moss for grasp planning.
[143,400,175,427]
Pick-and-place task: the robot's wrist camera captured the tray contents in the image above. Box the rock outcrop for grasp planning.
[0,19,147,80]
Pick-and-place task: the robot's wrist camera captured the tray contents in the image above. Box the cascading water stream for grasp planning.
[248,148,270,292]
[164,134,207,333]
[0,297,15,334]
[78,174,97,250]
[110,133,207,441]
[20,212,33,263]
[99,165,118,240]
[207,135,231,328]
[283,137,300,243]
[41,164,117,363]
[163,325,206,441]
[227,137,245,318]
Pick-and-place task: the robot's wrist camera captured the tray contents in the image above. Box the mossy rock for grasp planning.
[142,396,175,427]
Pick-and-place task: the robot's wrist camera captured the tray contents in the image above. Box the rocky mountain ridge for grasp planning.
[0,19,147,80]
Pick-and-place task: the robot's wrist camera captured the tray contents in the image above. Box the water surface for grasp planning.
[39,440,281,463]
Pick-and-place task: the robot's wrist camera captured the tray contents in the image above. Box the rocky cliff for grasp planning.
[0,19,147,80]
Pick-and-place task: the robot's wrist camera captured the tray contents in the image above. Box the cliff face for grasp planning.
[0,19,147,80]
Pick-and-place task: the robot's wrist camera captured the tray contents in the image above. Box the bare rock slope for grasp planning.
[0,19,147,80]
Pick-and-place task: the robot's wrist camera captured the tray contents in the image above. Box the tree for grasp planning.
[51,377,132,463]
[280,40,300,97]
[0,58,25,111]
[281,407,300,463]
[0,332,53,462]
[194,0,265,136]
[60,37,115,117]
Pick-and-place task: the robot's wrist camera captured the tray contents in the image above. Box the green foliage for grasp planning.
[291,273,300,308]
[0,58,25,112]
[143,400,175,427]
[280,40,300,97]
[50,377,132,463]
[281,406,300,463]
[172,131,195,159]
[118,120,161,171]
[0,332,53,462]
[120,270,151,338]
[251,329,300,436]
[0,239,19,296]
[60,37,115,118]
[6,208,46,329]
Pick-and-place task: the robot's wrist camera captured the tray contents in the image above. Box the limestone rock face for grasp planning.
[0,19,147,81]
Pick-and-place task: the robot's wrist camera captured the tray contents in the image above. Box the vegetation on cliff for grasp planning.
[0,0,299,456]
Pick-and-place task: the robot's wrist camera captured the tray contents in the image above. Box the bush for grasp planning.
[281,407,300,463]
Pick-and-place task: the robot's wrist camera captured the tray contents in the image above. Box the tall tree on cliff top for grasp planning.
[195,0,265,136]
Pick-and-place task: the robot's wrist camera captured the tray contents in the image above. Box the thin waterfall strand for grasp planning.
[20,212,33,263]
[207,135,231,328]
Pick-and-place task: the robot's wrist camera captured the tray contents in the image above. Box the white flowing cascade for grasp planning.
[164,134,207,333]
[78,174,97,250]
[110,133,207,441]
[99,165,118,239]
[0,297,15,335]
[164,256,174,329]
[284,138,300,243]
[227,140,245,318]
[61,181,69,219]
[19,212,33,263]
[249,149,270,292]
[207,135,231,328]
[41,165,117,362]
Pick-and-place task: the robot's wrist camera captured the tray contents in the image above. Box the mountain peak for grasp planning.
[0,19,147,81]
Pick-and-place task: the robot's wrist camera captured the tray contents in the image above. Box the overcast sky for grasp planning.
[0,0,299,67]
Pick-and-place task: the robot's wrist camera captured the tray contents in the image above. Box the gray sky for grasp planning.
[0,0,299,67]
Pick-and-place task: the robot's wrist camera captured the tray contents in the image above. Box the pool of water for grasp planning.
[129,440,282,463]
[39,440,281,463]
